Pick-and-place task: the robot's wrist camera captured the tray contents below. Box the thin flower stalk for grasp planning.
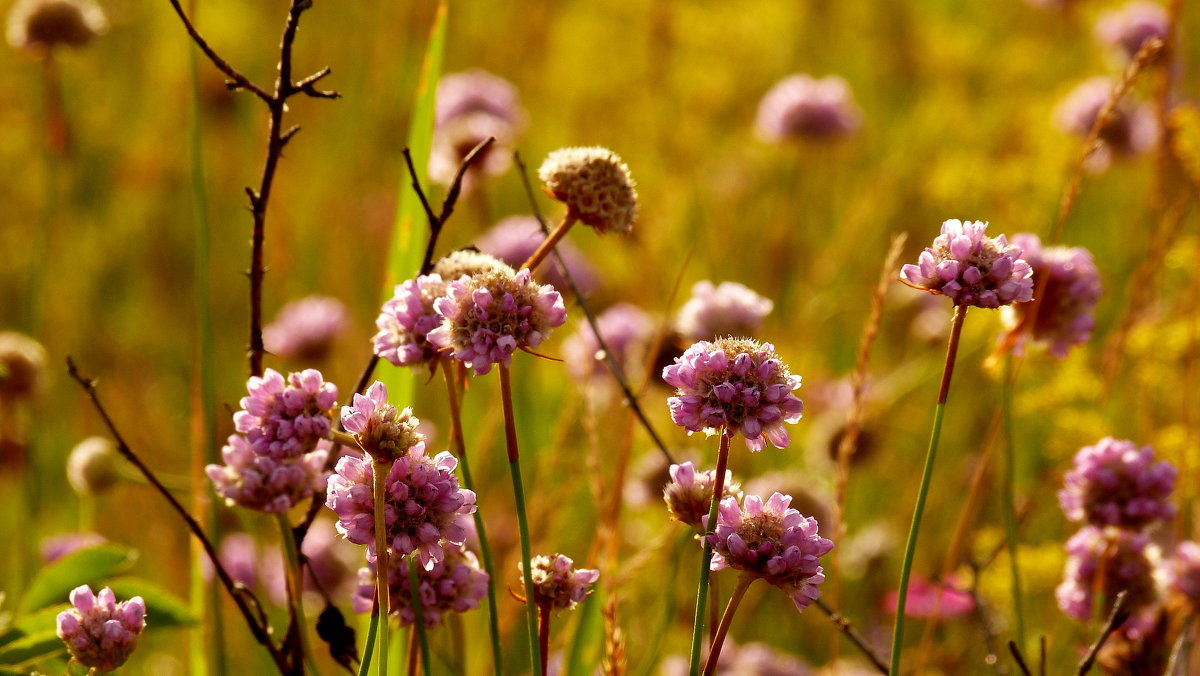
[499,364,542,676]
[522,212,577,272]
[372,459,389,676]
[442,362,503,673]
[704,572,755,676]
[1001,353,1026,652]
[688,432,731,676]
[538,605,551,674]
[890,304,967,675]
[275,513,316,674]
[406,555,432,675]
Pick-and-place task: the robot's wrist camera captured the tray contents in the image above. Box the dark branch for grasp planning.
[1076,591,1130,675]
[812,598,889,674]
[1008,641,1032,676]
[165,0,271,101]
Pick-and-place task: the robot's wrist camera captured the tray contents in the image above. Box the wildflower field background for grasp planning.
[2,0,1200,673]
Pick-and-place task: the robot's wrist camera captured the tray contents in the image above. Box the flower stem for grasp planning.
[538,604,551,674]
[688,433,731,676]
[521,212,577,271]
[499,364,543,676]
[442,362,504,674]
[406,555,432,675]
[1002,352,1026,653]
[890,304,967,675]
[703,573,755,675]
[372,459,390,676]
[275,512,316,674]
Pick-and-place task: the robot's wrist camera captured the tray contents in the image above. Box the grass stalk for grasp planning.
[1002,353,1026,652]
[687,433,731,676]
[406,556,432,674]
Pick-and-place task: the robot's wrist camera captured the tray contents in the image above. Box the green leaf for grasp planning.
[0,605,65,651]
[0,630,64,669]
[565,588,603,676]
[20,546,137,614]
[106,577,197,628]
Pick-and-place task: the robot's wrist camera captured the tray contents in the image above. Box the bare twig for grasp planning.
[1076,591,1130,675]
[813,598,889,674]
[409,136,496,275]
[514,150,675,465]
[66,358,291,674]
[1008,641,1032,676]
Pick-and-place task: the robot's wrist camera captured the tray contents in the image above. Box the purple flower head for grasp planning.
[429,69,525,189]
[373,274,448,368]
[263,295,348,361]
[883,575,976,618]
[1056,526,1159,621]
[562,303,654,385]
[675,280,774,342]
[198,532,261,588]
[206,433,329,513]
[520,553,599,611]
[232,368,338,461]
[663,461,740,532]
[662,338,804,452]
[900,219,1034,308]
[1165,541,1200,609]
[1095,2,1168,61]
[756,74,862,143]
[325,442,476,570]
[476,216,599,294]
[1058,437,1176,529]
[40,532,106,564]
[56,585,146,671]
[427,266,567,375]
[341,382,425,462]
[1006,234,1102,358]
[1054,78,1158,173]
[707,492,834,611]
[352,544,489,627]
[539,147,638,235]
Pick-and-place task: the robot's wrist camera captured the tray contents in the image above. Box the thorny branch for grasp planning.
[812,598,889,674]
[66,358,293,674]
[1076,591,1130,676]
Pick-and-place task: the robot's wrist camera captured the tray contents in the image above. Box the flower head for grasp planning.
[663,461,740,531]
[233,368,338,460]
[1095,2,1168,61]
[1005,234,1102,358]
[539,147,637,235]
[900,219,1034,308]
[1054,77,1158,173]
[352,545,489,627]
[1164,541,1200,610]
[429,70,525,189]
[662,338,803,452]
[476,216,599,294]
[7,0,106,52]
[520,553,599,611]
[341,382,425,462]
[373,275,447,368]
[428,266,567,375]
[66,436,119,496]
[56,585,146,672]
[883,575,976,618]
[1056,526,1159,621]
[707,492,834,611]
[562,303,654,385]
[675,281,774,341]
[264,295,348,361]
[206,433,329,513]
[1058,437,1176,529]
[40,532,106,564]
[433,249,510,282]
[756,74,861,143]
[326,443,476,569]
[0,331,46,400]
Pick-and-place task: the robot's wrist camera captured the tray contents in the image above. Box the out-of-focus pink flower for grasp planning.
[675,281,773,342]
[263,295,347,361]
[756,74,862,143]
[883,575,975,618]
[475,216,599,294]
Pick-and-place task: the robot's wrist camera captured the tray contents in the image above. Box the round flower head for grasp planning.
[707,492,834,611]
[675,280,774,341]
[341,381,425,462]
[7,0,106,52]
[1095,2,1168,62]
[539,146,638,235]
[1005,234,1102,358]
[66,436,119,496]
[326,442,476,569]
[662,338,804,452]
[1058,437,1176,529]
[427,266,567,375]
[264,295,348,361]
[206,433,329,513]
[756,74,862,143]
[233,368,338,461]
[476,216,599,294]
[1164,541,1200,610]
[1056,526,1159,621]
[429,70,525,189]
[352,544,489,627]
[0,331,46,400]
[900,219,1034,308]
[562,302,654,385]
[1054,77,1158,173]
[883,575,976,618]
[373,275,449,368]
[520,553,599,610]
[433,249,510,282]
[56,585,146,672]
[663,461,740,532]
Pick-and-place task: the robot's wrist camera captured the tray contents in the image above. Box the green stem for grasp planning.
[499,364,542,676]
[406,556,432,675]
[356,608,378,676]
[373,459,390,676]
[1002,353,1026,652]
[890,304,967,675]
[688,433,731,676]
[442,363,503,674]
[276,512,317,674]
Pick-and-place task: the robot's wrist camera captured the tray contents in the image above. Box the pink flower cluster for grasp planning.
[1165,541,1200,609]
[1056,526,1158,621]
[373,274,449,368]
[56,585,146,672]
[521,553,600,610]
[663,461,739,531]
[429,69,525,189]
[263,295,347,361]
[708,492,833,611]
[675,280,773,342]
[1058,437,1176,529]
[1054,78,1158,173]
[341,382,424,462]
[900,220,1034,308]
[207,433,329,513]
[352,545,489,627]
[1007,234,1101,358]
[562,302,654,385]
[756,74,862,142]
[1095,1,1168,61]
[663,338,804,452]
[233,368,338,460]
[476,216,599,295]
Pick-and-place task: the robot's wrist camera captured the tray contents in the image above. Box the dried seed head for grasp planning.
[7,0,106,52]
[432,249,511,282]
[0,331,46,400]
[539,146,637,235]
[66,436,119,496]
